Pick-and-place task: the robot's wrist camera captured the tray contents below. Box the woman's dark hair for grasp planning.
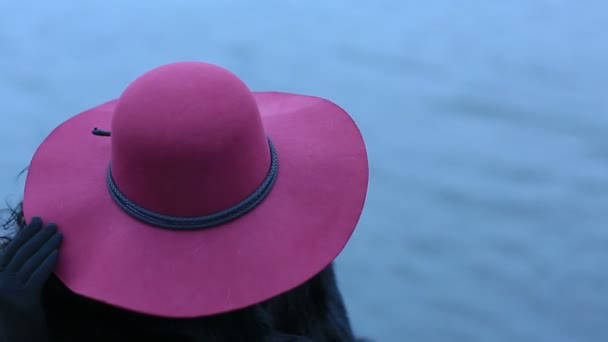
[0,201,24,247]
[1,201,367,342]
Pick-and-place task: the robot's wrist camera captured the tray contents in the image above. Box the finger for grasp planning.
[26,250,59,290]
[0,217,43,267]
[5,223,58,272]
[19,232,62,284]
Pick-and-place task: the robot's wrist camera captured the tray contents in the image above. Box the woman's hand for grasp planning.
[0,217,62,341]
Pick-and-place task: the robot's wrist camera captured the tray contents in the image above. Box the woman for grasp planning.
[0,61,369,341]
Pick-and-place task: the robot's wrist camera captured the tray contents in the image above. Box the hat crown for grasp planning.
[109,62,271,217]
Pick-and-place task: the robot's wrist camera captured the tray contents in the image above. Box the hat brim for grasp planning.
[23,91,368,318]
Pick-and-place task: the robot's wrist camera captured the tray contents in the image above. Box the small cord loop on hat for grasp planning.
[92,128,112,137]
[106,138,279,230]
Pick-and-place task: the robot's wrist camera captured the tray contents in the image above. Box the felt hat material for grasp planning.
[23,61,368,317]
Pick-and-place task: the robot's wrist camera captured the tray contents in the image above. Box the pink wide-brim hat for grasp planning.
[23,61,368,318]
